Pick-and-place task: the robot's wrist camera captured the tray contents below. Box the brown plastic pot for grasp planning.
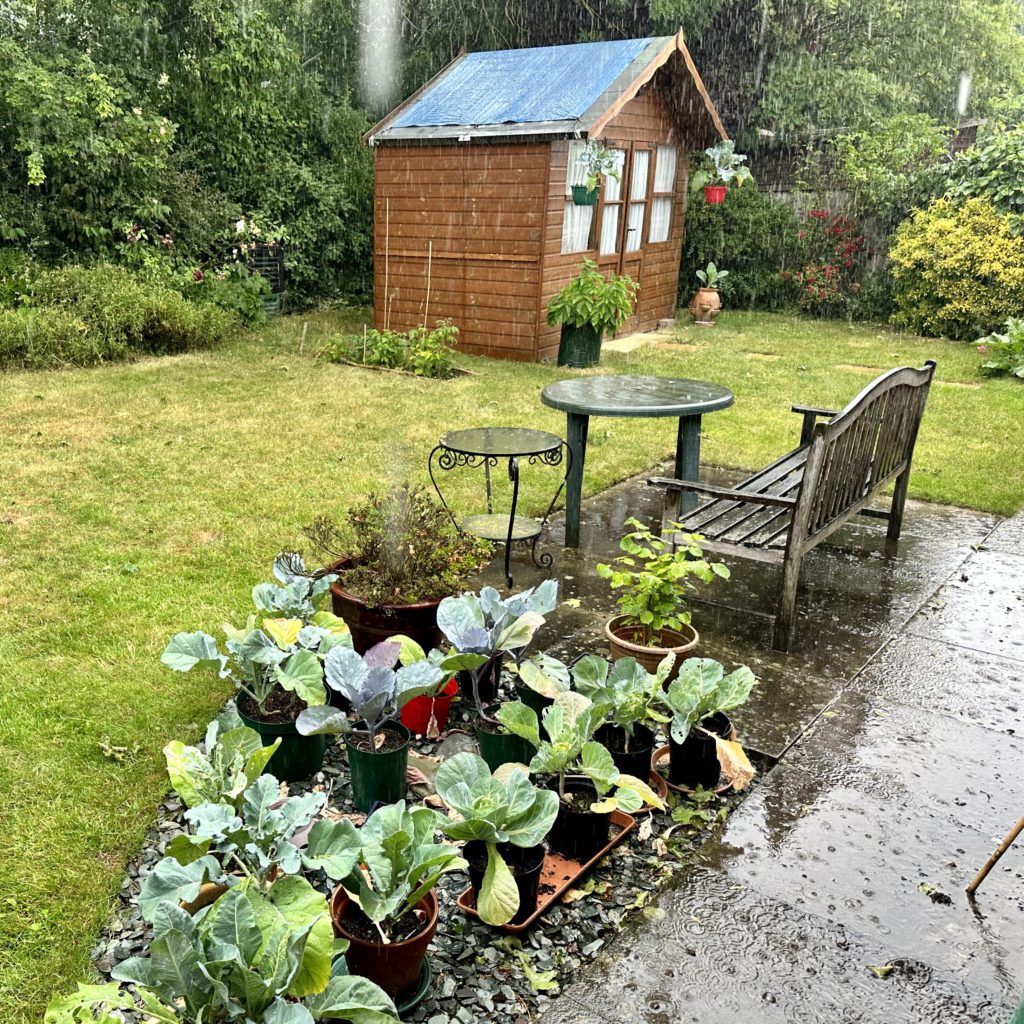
[605,615,698,682]
[330,886,437,1001]
[329,556,443,655]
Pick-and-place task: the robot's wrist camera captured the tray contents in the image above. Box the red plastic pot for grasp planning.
[400,677,457,736]
[704,184,727,204]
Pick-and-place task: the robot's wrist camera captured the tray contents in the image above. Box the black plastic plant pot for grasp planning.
[345,722,410,813]
[458,653,503,706]
[514,684,553,718]
[237,706,326,783]
[475,706,536,773]
[668,711,731,789]
[464,840,545,926]
[595,722,655,781]
[557,323,603,368]
[571,184,599,206]
[546,776,610,862]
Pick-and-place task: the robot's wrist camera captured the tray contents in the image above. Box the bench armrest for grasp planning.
[792,404,839,446]
[647,477,796,509]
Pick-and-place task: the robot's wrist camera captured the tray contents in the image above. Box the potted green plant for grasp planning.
[691,139,754,204]
[327,801,466,1002]
[597,518,730,680]
[434,752,558,926]
[572,141,621,205]
[572,653,673,780]
[689,262,728,326]
[295,642,448,812]
[660,657,757,790]
[546,259,639,368]
[303,485,490,656]
[161,554,350,782]
[497,691,664,861]
[509,652,572,717]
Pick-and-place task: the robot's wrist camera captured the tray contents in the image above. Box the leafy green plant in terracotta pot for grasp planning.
[597,518,729,680]
[434,752,558,926]
[689,261,729,325]
[572,141,621,205]
[547,259,639,368]
[660,657,757,791]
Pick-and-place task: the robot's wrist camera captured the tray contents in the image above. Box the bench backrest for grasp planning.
[802,361,936,537]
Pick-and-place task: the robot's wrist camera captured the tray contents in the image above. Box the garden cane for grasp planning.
[966,815,1024,895]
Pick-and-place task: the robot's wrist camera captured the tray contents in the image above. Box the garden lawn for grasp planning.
[0,309,1020,1020]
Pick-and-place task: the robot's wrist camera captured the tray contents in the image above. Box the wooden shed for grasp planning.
[366,33,727,361]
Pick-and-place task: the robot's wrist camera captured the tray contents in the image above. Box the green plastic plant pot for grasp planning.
[475,708,536,773]
[571,184,599,206]
[557,323,603,368]
[236,706,326,783]
[514,684,553,718]
[346,723,410,812]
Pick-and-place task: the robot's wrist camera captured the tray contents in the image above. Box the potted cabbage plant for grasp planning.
[572,141,621,205]
[691,139,754,203]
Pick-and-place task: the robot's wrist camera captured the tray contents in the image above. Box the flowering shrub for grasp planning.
[976,317,1024,378]
[784,208,867,315]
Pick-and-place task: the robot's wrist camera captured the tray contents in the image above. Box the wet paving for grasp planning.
[477,463,1023,1023]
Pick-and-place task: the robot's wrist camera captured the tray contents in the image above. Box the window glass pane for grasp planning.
[566,141,588,190]
[654,146,677,193]
[561,201,593,254]
[626,202,645,252]
[603,149,626,202]
[600,205,620,255]
[649,197,672,243]
[630,150,651,200]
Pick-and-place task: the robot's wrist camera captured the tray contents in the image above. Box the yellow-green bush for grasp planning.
[889,198,1024,338]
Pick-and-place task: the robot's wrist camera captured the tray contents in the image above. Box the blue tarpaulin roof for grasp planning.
[391,38,655,129]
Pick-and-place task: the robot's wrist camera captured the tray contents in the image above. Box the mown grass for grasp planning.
[0,308,1019,1020]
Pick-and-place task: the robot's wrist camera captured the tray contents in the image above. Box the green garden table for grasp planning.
[540,375,734,547]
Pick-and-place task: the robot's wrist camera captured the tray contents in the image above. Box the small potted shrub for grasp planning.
[497,691,664,861]
[572,653,673,780]
[547,259,639,368]
[303,484,490,655]
[328,801,466,1001]
[660,657,757,790]
[572,141,621,205]
[296,641,448,811]
[597,518,729,680]
[691,139,753,204]
[161,554,350,781]
[689,261,728,325]
[434,752,558,926]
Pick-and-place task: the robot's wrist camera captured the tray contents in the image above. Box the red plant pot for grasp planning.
[704,185,727,204]
[399,677,458,736]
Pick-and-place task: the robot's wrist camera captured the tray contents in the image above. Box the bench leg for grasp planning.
[887,466,911,542]
[772,547,804,652]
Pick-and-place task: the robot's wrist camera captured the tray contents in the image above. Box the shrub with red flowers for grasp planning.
[785,208,867,315]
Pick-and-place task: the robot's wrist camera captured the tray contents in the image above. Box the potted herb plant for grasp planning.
[547,258,639,368]
[497,691,664,861]
[572,653,673,780]
[327,801,466,1001]
[434,752,558,926]
[689,261,728,326]
[572,141,621,205]
[660,657,757,790]
[303,485,490,656]
[161,554,350,782]
[691,139,754,204]
[597,518,730,680]
[295,641,447,811]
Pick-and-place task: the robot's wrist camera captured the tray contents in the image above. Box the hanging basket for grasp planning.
[571,184,600,206]
[704,185,728,204]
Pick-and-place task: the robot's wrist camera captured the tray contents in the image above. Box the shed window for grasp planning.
[598,148,627,255]
[648,146,677,244]
[562,141,593,253]
[625,149,651,253]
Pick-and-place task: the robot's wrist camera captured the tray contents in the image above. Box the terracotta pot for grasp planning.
[688,287,722,325]
[704,184,727,204]
[330,886,437,1001]
[329,556,443,655]
[605,614,698,682]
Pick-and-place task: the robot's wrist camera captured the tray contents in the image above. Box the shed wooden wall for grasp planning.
[373,142,550,360]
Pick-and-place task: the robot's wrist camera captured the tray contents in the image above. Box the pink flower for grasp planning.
[978,344,988,354]
[192,270,204,282]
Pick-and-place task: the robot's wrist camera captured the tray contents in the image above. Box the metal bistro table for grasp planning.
[540,375,734,548]
[428,427,570,587]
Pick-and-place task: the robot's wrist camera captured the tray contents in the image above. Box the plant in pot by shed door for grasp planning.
[691,139,754,204]
[434,752,558,927]
[660,657,757,791]
[597,518,729,681]
[689,262,728,326]
[497,691,664,862]
[547,259,639,368]
[302,485,490,657]
[571,140,622,205]
[295,641,449,812]
[161,553,351,782]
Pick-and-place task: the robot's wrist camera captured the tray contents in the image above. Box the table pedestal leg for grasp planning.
[675,415,703,517]
[564,413,589,548]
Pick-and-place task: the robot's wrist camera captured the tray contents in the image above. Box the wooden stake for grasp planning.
[384,197,391,331]
[299,320,308,356]
[423,240,433,328]
[967,816,1024,895]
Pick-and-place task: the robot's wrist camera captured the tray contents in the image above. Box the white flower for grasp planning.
[132,106,143,116]
[158,73,170,88]
[235,218,246,233]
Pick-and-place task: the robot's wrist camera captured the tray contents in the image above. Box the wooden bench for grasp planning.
[648,361,936,651]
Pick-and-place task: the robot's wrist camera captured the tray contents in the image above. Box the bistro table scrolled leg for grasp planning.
[675,414,703,517]
[564,413,589,548]
[504,457,520,588]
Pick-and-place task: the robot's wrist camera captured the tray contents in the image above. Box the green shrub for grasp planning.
[889,198,1024,338]
[0,307,114,368]
[976,317,1024,378]
[322,321,459,379]
[943,124,1024,220]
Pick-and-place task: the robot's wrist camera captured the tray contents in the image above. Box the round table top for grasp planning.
[540,375,734,418]
[439,426,563,457]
